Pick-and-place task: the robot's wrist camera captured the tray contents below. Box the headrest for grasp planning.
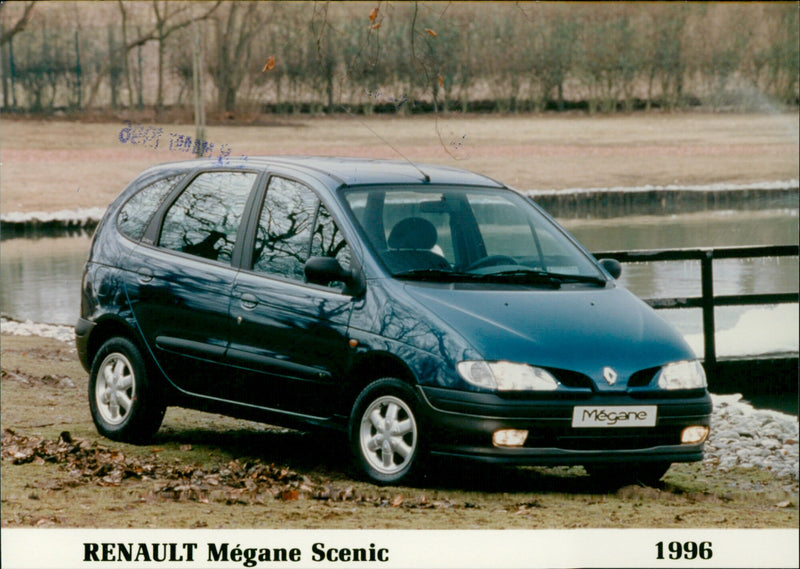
[387,217,438,250]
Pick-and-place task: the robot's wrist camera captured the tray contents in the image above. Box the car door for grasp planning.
[124,169,261,397]
[227,175,355,417]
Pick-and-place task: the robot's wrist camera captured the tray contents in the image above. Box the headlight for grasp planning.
[656,360,707,390]
[457,361,559,391]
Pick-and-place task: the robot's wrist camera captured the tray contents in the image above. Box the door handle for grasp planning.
[240,293,258,310]
[137,267,154,283]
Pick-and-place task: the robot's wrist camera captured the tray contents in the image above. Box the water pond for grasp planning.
[1,208,797,359]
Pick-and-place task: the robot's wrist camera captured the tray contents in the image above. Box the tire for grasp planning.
[88,337,166,444]
[349,378,424,485]
[585,461,671,488]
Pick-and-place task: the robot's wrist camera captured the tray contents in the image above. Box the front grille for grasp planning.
[628,366,660,388]
[548,368,594,389]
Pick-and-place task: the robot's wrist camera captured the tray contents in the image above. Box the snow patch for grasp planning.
[1,317,74,344]
[0,207,107,225]
[684,305,799,358]
[527,179,799,197]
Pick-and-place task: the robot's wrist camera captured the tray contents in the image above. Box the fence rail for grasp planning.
[592,245,799,369]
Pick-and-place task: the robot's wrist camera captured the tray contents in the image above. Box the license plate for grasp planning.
[572,405,657,428]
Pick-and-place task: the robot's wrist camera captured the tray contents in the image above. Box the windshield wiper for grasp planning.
[488,269,607,287]
[393,268,521,284]
[544,272,608,286]
[393,268,606,287]
[393,268,466,282]
[477,269,562,287]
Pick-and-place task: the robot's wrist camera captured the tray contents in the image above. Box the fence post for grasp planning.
[701,250,717,370]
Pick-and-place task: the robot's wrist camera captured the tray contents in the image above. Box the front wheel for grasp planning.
[88,337,166,444]
[350,378,423,485]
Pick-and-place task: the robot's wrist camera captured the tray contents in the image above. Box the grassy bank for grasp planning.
[1,112,798,214]
[1,334,797,529]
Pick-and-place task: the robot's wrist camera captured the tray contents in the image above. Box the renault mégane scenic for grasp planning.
[77,156,711,485]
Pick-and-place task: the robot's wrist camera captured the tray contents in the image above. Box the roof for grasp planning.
[154,156,506,189]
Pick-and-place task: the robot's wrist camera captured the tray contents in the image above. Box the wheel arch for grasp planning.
[86,316,145,370]
[346,350,418,405]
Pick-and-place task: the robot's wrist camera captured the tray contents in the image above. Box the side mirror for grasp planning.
[598,258,622,279]
[304,256,365,295]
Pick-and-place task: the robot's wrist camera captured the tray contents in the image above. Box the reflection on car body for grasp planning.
[77,156,711,485]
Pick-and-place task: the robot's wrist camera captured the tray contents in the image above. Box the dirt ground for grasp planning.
[1,334,797,529]
[1,112,798,214]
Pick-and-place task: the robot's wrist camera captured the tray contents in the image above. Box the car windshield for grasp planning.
[343,186,605,283]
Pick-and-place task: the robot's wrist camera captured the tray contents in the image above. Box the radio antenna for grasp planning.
[339,105,430,182]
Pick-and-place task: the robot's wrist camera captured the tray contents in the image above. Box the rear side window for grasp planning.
[117,175,181,241]
[158,171,256,264]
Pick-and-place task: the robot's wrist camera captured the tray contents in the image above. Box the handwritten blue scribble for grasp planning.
[118,122,249,168]
[118,122,163,150]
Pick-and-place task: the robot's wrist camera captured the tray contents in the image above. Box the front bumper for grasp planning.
[418,386,712,466]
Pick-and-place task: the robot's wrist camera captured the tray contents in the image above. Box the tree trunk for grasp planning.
[108,26,118,110]
[74,30,82,109]
[9,35,17,109]
[326,68,334,114]
[2,26,9,110]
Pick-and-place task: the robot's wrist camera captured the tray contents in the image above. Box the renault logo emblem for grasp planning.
[602,367,618,385]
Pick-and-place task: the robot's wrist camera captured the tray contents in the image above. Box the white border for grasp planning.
[1,529,798,568]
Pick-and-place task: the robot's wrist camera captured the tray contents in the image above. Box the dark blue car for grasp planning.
[77,156,711,485]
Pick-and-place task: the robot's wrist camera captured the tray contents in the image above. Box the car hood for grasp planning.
[404,283,696,385]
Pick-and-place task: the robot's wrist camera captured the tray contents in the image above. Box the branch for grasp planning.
[0,1,36,47]
[85,0,222,108]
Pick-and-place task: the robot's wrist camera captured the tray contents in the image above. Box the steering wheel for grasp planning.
[464,255,519,271]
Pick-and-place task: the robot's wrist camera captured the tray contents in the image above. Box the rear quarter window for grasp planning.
[117,174,182,241]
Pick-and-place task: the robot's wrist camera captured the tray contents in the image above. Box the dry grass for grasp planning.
[1,112,797,213]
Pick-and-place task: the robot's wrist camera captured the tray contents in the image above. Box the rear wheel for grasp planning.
[89,337,165,443]
[350,378,423,485]
[585,462,671,488]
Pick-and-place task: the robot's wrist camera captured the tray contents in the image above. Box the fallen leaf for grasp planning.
[775,500,793,508]
[391,494,404,507]
[262,55,275,72]
[425,28,437,37]
[280,490,300,501]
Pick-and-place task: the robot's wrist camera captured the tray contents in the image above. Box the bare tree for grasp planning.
[208,1,269,113]
[0,1,36,47]
[84,0,220,109]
